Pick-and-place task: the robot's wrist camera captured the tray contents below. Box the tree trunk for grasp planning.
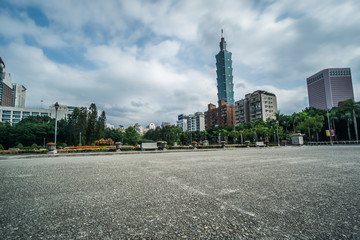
[347,120,351,141]
[316,131,319,142]
[274,133,276,143]
[353,109,359,141]
[308,127,311,141]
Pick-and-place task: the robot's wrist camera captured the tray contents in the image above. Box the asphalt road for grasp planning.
[1,146,359,239]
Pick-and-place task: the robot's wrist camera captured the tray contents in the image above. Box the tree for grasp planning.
[124,127,140,145]
[341,99,360,141]
[96,111,106,140]
[228,130,239,143]
[66,107,79,145]
[12,116,54,147]
[343,112,353,141]
[213,129,229,143]
[104,128,124,142]
[78,107,88,145]
[297,115,324,142]
[275,111,291,133]
[86,103,98,144]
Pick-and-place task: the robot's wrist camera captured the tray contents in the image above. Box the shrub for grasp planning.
[0,144,4,150]
[95,138,114,146]
[16,143,24,149]
[21,149,48,154]
[31,143,38,149]
[196,145,222,149]
[167,146,193,150]
[120,146,140,151]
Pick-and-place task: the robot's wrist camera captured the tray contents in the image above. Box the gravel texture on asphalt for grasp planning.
[1,146,359,239]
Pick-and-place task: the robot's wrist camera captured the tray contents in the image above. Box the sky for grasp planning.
[1,0,359,127]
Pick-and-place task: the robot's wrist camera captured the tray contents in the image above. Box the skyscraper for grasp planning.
[12,84,27,108]
[0,57,13,106]
[306,68,354,110]
[216,29,234,105]
[205,30,236,129]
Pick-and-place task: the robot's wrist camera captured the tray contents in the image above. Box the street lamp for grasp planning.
[276,120,280,146]
[54,102,59,145]
[326,108,333,145]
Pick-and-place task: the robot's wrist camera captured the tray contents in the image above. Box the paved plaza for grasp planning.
[1,146,360,239]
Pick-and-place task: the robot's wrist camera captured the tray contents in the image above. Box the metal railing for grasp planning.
[307,141,360,145]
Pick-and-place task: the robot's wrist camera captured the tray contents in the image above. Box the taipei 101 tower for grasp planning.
[215,29,234,105]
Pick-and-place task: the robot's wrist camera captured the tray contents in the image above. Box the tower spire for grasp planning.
[219,29,226,51]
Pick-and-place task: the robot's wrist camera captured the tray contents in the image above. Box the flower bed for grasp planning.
[120,146,140,151]
[224,144,247,148]
[196,145,222,149]
[65,146,102,150]
[58,148,116,153]
[167,146,194,150]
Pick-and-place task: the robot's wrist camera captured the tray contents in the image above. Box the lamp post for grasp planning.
[326,108,333,145]
[54,102,59,145]
[276,120,280,146]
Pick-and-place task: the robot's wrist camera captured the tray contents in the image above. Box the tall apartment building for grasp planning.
[0,57,13,106]
[235,90,277,124]
[205,100,236,129]
[307,68,354,110]
[188,112,205,132]
[235,98,249,123]
[176,112,205,132]
[216,29,234,105]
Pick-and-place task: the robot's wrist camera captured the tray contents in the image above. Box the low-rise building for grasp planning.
[161,122,171,128]
[0,104,75,124]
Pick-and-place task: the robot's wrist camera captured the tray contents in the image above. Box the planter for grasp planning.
[46,143,57,154]
[115,142,122,152]
[157,141,167,149]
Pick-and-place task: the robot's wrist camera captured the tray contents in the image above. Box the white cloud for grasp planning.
[143,40,181,61]
[1,0,360,127]
[0,10,66,47]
